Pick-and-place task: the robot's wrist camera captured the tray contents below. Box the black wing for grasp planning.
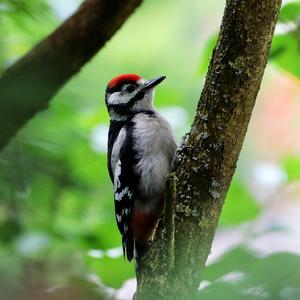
[108,121,138,261]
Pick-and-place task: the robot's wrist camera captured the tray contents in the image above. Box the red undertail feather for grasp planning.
[131,210,158,242]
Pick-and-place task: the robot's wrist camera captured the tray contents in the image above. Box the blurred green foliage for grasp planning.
[270,1,300,79]
[282,156,300,182]
[198,33,218,77]
[270,33,300,79]
[278,1,300,23]
[0,0,300,299]
[199,1,300,81]
[220,178,260,226]
[200,248,300,300]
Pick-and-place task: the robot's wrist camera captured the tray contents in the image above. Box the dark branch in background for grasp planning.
[136,0,282,299]
[0,0,142,151]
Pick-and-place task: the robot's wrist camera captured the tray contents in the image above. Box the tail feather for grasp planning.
[122,211,159,262]
[134,239,150,260]
[123,232,134,261]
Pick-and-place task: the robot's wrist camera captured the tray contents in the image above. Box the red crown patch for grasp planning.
[108,74,142,89]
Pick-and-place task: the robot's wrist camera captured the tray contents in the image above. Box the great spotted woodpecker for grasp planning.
[105,74,177,261]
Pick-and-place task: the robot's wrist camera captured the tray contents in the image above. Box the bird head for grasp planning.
[105,74,166,121]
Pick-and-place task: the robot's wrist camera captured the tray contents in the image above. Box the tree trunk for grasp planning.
[135,0,282,299]
[0,0,142,151]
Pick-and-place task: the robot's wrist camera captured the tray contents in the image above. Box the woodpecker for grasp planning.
[105,74,177,261]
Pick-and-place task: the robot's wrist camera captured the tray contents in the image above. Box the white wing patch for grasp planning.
[114,160,133,203]
[113,160,122,192]
[111,128,127,179]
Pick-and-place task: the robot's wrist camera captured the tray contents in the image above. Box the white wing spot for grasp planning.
[116,214,122,223]
[128,191,133,199]
[115,187,130,201]
[124,224,128,232]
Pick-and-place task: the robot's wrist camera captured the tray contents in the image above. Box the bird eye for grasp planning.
[125,84,136,93]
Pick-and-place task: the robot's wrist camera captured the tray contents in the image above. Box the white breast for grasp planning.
[132,112,177,198]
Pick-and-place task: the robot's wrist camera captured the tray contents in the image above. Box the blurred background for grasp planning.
[0,0,300,299]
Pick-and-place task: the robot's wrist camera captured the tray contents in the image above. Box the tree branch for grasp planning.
[136,0,282,299]
[0,0,142,151]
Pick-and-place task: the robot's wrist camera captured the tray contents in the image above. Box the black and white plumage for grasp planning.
[105,74,177,261]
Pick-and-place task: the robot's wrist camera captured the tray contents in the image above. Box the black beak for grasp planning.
[143,76,166,90]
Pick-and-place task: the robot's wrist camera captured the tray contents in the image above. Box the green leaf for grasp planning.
[220,178,260,225]
[282,156,300,181]
[270,33,300,78]
[279,1,300,23]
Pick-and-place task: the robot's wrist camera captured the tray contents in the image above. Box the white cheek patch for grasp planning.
[108,92,132,105]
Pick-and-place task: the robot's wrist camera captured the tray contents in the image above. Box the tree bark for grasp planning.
[135,0,282,299]
[0,0,142,151]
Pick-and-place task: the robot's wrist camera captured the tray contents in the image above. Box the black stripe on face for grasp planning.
[130,91,145,103]
[107,91,146,116]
